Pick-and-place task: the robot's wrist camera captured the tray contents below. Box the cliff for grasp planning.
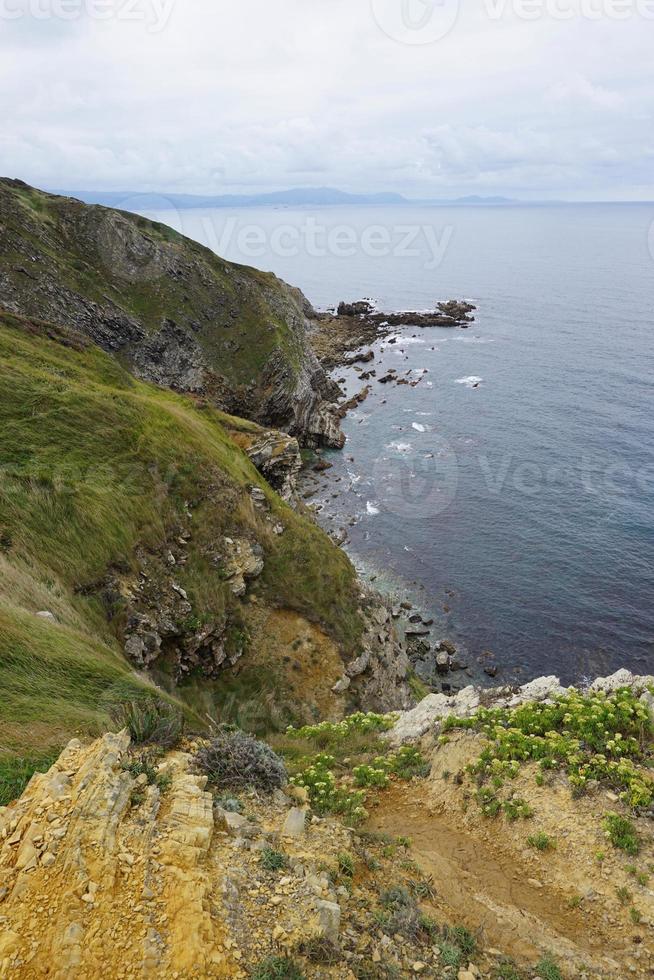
[0,178,343,447]
[0,311,411,798]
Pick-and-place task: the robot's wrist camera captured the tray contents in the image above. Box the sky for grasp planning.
[1,0,653,200]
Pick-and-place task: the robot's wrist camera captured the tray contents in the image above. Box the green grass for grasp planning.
[0,751,60,806]
[527,832,556,852]
[251,956,305,980]
[259,847,288,872]
[0,312,363,778]
[533,955,563,980]
[603,813,641,856]
[0,179,310,391]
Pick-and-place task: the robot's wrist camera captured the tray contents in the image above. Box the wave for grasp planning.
[412,422,426,432]
[366,501,380,515]
[386,441,413,453]
[455,375,483,388]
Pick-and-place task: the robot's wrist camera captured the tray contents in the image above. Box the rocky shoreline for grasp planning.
[302,298,491,702]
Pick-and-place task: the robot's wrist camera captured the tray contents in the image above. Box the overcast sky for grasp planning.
[1,0,653,200]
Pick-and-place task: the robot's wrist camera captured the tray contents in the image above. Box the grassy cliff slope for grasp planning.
[0,311,363,794]
[0,178,342,444]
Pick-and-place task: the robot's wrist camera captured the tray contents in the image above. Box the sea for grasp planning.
[145,202,654,685]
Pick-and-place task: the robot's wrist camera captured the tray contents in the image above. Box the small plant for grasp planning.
[409,875,436,900]
[214,794,243,813]
[444,924,477,957]
[112,698,184,749]
[260,847,288,872]
[418,913,439,938]
[527,832,556,852]
[492,960,523,980]
[630,906,642,924]
[336,852,355,878]
[568,894,583,909]
[123,751,172,805]
[195,727,287,793]
[616,885,632,905]
[439,942,462,968]
[290,754,367,825]
[595,850,605,863]
[533,955,563,980]
[376,886,422,939]
[296,937,342,965]
[503,798,533,822]
[603,813,640,856]
[443,686,654,808]
[251,955,305,980]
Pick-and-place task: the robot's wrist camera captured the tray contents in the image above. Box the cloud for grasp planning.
[0,0,652,198]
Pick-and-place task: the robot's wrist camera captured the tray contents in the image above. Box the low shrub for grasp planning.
[603,813,641,855]
[296,937,342,964]
[533,955,563,980]
[250,955,305,980]
[527,832,556,852]
[260,847,288,872]
[336,852,355,878]
[290,753,367,824]
[443,687,654,809]
[195,727,287,793]
[443,924,477,957]
[111,698,183,749]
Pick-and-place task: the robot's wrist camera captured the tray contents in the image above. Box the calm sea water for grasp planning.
[147,203,654,684]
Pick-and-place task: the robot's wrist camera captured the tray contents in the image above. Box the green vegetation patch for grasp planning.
[443,686,654,811]
[0,312,363,775]
[274,713,428,826]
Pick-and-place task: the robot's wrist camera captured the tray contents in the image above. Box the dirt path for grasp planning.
[368,787,623,977]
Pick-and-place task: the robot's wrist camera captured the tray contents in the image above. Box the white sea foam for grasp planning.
[366,501,380,515]
[387,334,425,345]
[453,335,494,344]
[412,422,426,432]
[455,375,483,388]
[387,441,413,453]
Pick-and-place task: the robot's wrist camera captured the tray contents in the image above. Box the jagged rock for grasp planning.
[215,808,248,835]
[282,808,306,838]
[589,669,654,694]
[35,610,56,622]
[332,676,351,694]
[222,537,264,596]
[346,652,371,678]
[315,899,341,942]
[245,431,302,500]
[506,675,566,706]
[250,486,268,510]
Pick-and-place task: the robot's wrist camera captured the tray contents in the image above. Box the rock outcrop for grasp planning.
[0,178,343,447]
[0,733,438,978]
[385,669,654,746]
[339,596,413,713]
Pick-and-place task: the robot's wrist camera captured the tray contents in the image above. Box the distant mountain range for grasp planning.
[52,186,518,209]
